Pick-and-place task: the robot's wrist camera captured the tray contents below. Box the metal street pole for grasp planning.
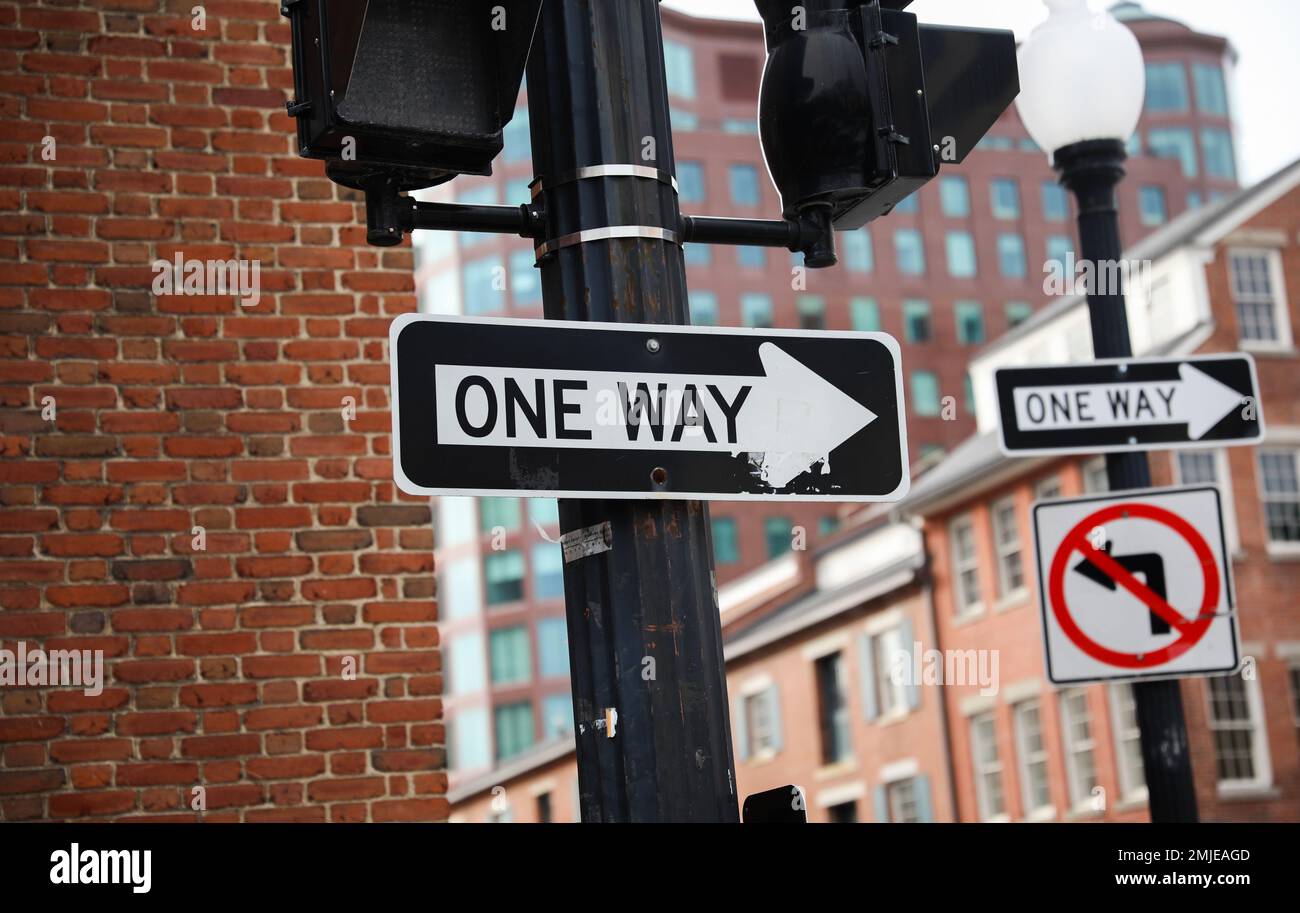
[524,0,740,823]
[1055,138,1199,823]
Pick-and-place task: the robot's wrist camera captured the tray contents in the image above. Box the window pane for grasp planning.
[843,229,874,272]
[537,617,569,679]
[712,517,740,564]
[1202,128,1236,181]
[490,625,531,684]
[911,371,941,416]
[946,231,978,278]
[462,257,504,315]
[1148,127,1198,178]
[528,498,559,527]
[737,246,766,268]
[480,497,521,533]
[764,516,793,558]
[955,300,984,345]
[485,550,525,605]
[815,652,850,764]
[1193,63,1229,116]
[677,161,705,203]
[510,250,541,307]
[1041,181,1069,221]
[1230,253,1280,342]
[940,176,970,217]
[663,39,695,98]
[1259,451,1300,543]
[729,164,761,206]
[798,295,825,330]
[494,701,534,761]
[1145,62,1189,112]
[850,297,880,332]
[997,234,1027,279]
[531,542,564,600]
[1139,186,1168,226]
[684,243,711,266]
[503,105,531,163]
[541,692,572,740]
[741,293,773,328]
[894,229,926,276]
[1005,301,1033,329]
[449,633,486,695]
[990,178,1021,219]
[441,557,482,621]
[689,290,719,326]
[903,299,931,343]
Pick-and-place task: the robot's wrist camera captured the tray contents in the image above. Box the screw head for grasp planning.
[645,338,661,354]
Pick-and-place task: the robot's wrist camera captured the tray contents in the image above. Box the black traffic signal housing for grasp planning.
[755,0,1018,230]
[283,0,541,200]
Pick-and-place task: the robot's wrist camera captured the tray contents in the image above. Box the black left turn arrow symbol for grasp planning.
[1073,542,1170,635]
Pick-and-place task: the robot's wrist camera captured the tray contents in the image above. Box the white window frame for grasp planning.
[868,623,909,720]
[1012,700,1055,821]
[738,675,781,762]
[1256,445,1300,556]
[885,776,921,824]
[1205,670,1273,796]
[1107,683,1148,804]
[1172,448,1240,554]
[949,514,983,618]
[1082,456,1109,494]
[970,711,1008,822]
[1058,688,1099,812]
[990,497,1027,604]
[1228,247,1293,351]
[1034,475,1063,503]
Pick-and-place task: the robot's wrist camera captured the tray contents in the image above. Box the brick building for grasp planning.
[0,1,444,822]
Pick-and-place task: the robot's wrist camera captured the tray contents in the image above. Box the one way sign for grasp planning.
[995,354,1263,456]
[389,315,909,501]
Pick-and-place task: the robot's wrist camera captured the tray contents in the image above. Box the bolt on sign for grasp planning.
[1031,486,1240,685]
[389,315,909,501]
[994,354,1263,456]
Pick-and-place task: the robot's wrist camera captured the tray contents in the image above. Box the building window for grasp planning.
[1041,181,1069,221]
[677,160,705,203]
[827,801,858,824]
[1013,700,1052,817]
[1005,301,1033,329]
[1046,234,1074,273]
[683,243,711,267]
[528,498,559,527]
[711,516,740,564]
[991,497,1025,598]
[489,625,531,685]
[541,692,572,740]
[494,701,534,761]
[1230,251,1287,344]
[729,164,761,206]
[741,292,773,328]
[869,626,909,718]
[742,685,782,758]
[1259,450,1300,545]
[449,633,486,695]
[940,176,970,217]
[537,617,569,679]
[480,497,521,533]
[764,515,793,558]
[531,542,564,600]
[990,178,1021,219]
[737,245,766,268]
[843,228,873,272]
[1177,450,1218,486]
[536,792,553,823]
[1082,456,1109,494]
[1145,61,1189,112]
[663,39,695,98]
[1147,127,1198,178]
[450,707,490,772]
[1206,671,1270,788]
[798,295,826,330]
[1138,185,1168,226]
[1201,128,1236,180]
[1109,683,1147,800]
[950,515,982,616]
[894,229,926,276]
[462,256,505,315]
[440,557,481,621]
[971,712,1006,821]
[1288,665,1300,726]
[688,290,719,326]
[484,550,525,605]
[1193,63,1229,116]
[503,105,531,163]
[893,193,919,214]
[850,297,880,332]
[955,300,985,345]
[438,496,478,548]
[910,371,941,417]
[1059,688,1098,809]
[882,777,927,823]
[903,298,932,342]
[945,231,978,278]
[509,250,541,307]
[814,652,851,765]
[1035,474,1063,502]
[997,234,1027,279]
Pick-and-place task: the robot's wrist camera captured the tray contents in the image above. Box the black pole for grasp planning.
[524,0,739,823]
[1055,138,1199,823]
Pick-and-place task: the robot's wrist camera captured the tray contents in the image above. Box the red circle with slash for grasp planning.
[1047,502,1220,669]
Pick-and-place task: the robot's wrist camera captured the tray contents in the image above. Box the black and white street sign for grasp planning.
[995,354,1263,456]
[389,315,909,501]
[1031,486,1239,685]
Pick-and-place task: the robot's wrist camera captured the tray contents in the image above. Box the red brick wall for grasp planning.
[0,1,443,821]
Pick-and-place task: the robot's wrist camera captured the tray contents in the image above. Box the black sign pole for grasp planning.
[525,0,739,822]
[1056,138,1199,823]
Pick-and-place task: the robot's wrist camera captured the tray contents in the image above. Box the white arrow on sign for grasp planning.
[1011,362,1243,440]
[433,342,877,488]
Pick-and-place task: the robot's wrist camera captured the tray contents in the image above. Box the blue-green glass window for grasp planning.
[531,542,564,600]
[1126,132,1143,157]
[939,176,969,218]
[505,178,532,203]
[729,164,761,206]
[669,108,698,131]
[723,118,758,134]
[485,550,525,605]
[843,229,873,272]
[1139,186,1168,226]
[712,517,740,564]
[954,301,985,346]
[441,557,481,621]
[663,39,695,98]
[764,516,794,559]
[449,633,486,695]
[684,243,712,266]
[494,701,534,761]
[997,234,1027,279]
[1046,235,1074,271]
[450,707,490,772]
[537,617,569,679]
[798,295,826,330]
[1148,127,1198,177]
[503,105,531,163]
[1042,182,1069,221]
[541,693,572,740]
[911,371,941,417]
[819,515,841,536]
[945,231,978,278]
[903,299,931,343]
[462,257,504,315]
[677,161,705,203]
[737,246,766,268]
[528,498,559,527]
[1145,62,1188,112]
[1019,137,1040,153]
[964,374,975,414]
[990,178,1021,219]
[893,193,919,214]
[1201,128,1236,180]
[1193,63,1229,116]
[490,625,531,685]
[850,297,880,332]
[689,290,719,326]
[510,250,540,307]
[480,497,520,533]
[1187,191,1203,210]
[1005,301,1033,329]
[741,293,773,328]
[894,229,926,276]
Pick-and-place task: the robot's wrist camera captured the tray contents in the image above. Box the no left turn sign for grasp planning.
[1031,486,1240,685]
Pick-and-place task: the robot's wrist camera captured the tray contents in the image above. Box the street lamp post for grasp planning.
[1016,0,1200,823]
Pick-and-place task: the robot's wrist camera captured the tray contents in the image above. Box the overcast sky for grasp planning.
[661,0,1300,184]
